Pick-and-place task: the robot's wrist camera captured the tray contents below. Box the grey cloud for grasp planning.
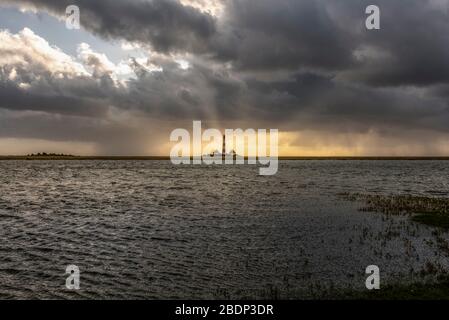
[329,0,449,87]
[6,0,449,87]
[214,0,449,87]
[241,71,449,134]
[211,0,356,71]
[121,57,246,120]
[4,0,216,54]
[0,80,110,117]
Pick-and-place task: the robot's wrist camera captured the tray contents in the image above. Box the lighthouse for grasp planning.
[222,134,226,159]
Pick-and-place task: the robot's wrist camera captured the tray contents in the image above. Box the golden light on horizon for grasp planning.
[3,129,449,157]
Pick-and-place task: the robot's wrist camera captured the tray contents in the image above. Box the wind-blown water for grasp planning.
[0,160,448,299]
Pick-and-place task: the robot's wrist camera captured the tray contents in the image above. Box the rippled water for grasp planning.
[0,160,448,299]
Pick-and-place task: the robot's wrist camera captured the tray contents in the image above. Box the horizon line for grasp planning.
[2,155,449,160]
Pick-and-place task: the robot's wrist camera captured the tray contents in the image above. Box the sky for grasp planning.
[1,0,449,156]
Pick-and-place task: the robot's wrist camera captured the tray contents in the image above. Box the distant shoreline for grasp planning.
[2,156,449,161]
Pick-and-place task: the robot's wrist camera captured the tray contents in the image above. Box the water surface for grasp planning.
[0,160,448,299]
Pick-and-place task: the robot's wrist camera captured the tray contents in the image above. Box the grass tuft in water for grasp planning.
[339,277,449,300]
[339,193,449,229]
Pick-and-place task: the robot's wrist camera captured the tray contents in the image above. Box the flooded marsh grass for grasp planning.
[341,193,449,229]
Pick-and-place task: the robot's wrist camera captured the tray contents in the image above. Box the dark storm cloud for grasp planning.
[337,0,449,87]
[212,0,449,86]
[211,0,355,71]
[0,57,116,117]
[0,79,110,117]
[241,71,449,133]
[121,57,245,120]
[4,0,216,54]
[6,0,449,86]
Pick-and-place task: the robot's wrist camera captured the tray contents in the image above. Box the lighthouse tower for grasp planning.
[222,134,226,159]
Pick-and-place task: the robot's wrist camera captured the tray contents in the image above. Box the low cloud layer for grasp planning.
[1,0,449,155]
